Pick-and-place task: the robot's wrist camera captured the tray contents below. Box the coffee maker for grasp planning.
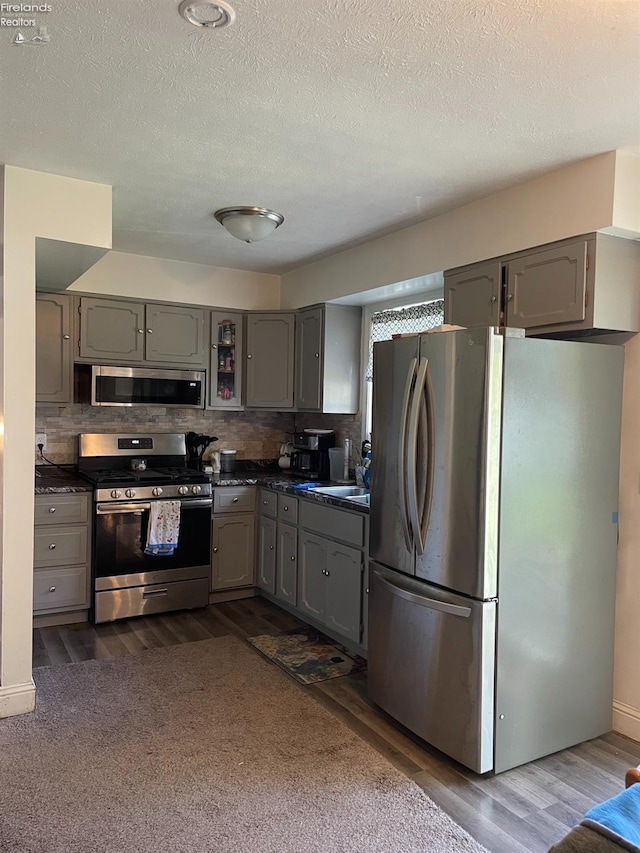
[290,430,335,479]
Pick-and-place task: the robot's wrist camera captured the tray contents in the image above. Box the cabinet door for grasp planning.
[276,522,298,605]
[145,304,206,366]
[210,311,243,409]
[211,514,255,590]
[444,263,501,328]
[245,314,295,408]
[79,297,145,362]
[506,241,588,330]
[362,562,369,650]
[296,307,323,410]
[257,515,276,594]
[36,294,72,403]
[297,531,327,622]
[325,541,363,643]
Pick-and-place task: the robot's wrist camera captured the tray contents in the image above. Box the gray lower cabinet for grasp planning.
[245,313,295,408]
[257,515,276,594]
[211,514,255,590]
[276,522,298,605]
[36,293,73,403]
[33,493,91,618]
[77,296,206,366]
[298,531,362,643]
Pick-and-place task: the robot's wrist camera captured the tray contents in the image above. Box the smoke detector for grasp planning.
[178,0,236,28]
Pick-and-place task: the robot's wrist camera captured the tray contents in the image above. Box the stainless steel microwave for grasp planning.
[91,366,205,408]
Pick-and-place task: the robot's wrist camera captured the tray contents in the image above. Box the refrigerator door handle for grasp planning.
[373,569,472,618]
[417,358,435,553]
[407,356,429,555]
[398,356,417,553]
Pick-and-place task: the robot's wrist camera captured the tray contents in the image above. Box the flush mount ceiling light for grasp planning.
[178,0,236,28]
[214,207,285,243]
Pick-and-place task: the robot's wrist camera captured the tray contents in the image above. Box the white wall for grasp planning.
[281,151,619,308]
[611,151,640,237]
[70,250,280,310]
[0,166,111,717]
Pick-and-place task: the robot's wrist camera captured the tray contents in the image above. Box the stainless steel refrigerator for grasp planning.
[368,327,623,774]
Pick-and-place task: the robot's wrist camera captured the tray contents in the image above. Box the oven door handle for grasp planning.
[96,498,212,515]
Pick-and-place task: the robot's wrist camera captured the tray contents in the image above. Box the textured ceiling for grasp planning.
[1,0,639,273]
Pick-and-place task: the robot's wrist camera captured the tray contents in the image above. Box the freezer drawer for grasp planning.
[368,562,496,774]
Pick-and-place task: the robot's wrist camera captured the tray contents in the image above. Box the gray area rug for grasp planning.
[0,637,487,853]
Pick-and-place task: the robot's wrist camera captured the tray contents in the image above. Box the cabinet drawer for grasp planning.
[299,501,364,548]
[259,489,278,518]
[34,494,89,526]
[278,494,298,524]
[34,525,88,568]
[33,566,88,612]
[213,486,256,514]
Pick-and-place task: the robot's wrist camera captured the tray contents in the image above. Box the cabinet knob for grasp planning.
[48,507,56,513]
[212,344,218,350]
[326,569,330,577]
[247,354,253,359]
[213,547,218,553]
[147,328,153,333]
[49,586,56,593]
[137,329,144,334]
[263,499,268,505]
[290,555,295,561]
[62,334,70,340]
[232,497,239,503]
[283,505,288,511]
[270,545,274,550]
[489,296,497,303]
[506,293,513,301]
[365,588,370,594]
[321,569,326,576]
[315,352,319,358]
[48,543,56,550]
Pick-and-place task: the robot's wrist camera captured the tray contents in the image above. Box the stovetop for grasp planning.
[79,466,209,487]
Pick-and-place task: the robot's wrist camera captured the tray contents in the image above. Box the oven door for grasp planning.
[94,498,212,590]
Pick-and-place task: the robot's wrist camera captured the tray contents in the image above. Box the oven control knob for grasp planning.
[178,486,188,495]
[152,487,163,496]
[110,489,122,499]
[125,489,136,498]
[191,485,202,495]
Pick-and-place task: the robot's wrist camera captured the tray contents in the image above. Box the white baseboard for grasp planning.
[613,700,640,743]
[0,680,36,718]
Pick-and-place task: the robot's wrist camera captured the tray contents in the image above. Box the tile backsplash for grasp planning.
[36,405,363,465]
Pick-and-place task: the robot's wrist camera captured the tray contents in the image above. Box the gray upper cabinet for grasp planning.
[145,303,205,366]
[79,297,145,362]
[296,307,323,410]
[444,233,640,337]
[444,263,501,329]
[77,297,206,367]
[209,311,243,410]
[506,240,588,330]
[245,313,295,408]
[295,304,362,413]
[36,293,73,403]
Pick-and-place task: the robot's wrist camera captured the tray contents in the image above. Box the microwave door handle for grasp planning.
[398,357,417,553]
[407,356,428,555]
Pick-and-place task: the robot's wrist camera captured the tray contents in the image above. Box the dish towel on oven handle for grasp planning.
[145,500,181,556]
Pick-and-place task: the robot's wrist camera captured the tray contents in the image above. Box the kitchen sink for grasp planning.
[343,494,370,505]
[309,485,369,497]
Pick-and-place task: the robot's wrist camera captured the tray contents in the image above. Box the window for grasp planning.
[363,299,444,438]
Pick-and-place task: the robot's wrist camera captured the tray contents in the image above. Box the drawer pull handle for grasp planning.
[48,507,56,513]
[143,588,168,598]
[49,586,56,593]
[232,497,239,503]
[48,543,56,550]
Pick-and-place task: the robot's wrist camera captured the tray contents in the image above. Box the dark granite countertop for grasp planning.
[208,469,369,514]
[35,466,93,495]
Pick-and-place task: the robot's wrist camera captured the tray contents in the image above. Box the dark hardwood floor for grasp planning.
[34,597,640,853]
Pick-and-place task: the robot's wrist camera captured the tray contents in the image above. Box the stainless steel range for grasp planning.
[78,433,212,623]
